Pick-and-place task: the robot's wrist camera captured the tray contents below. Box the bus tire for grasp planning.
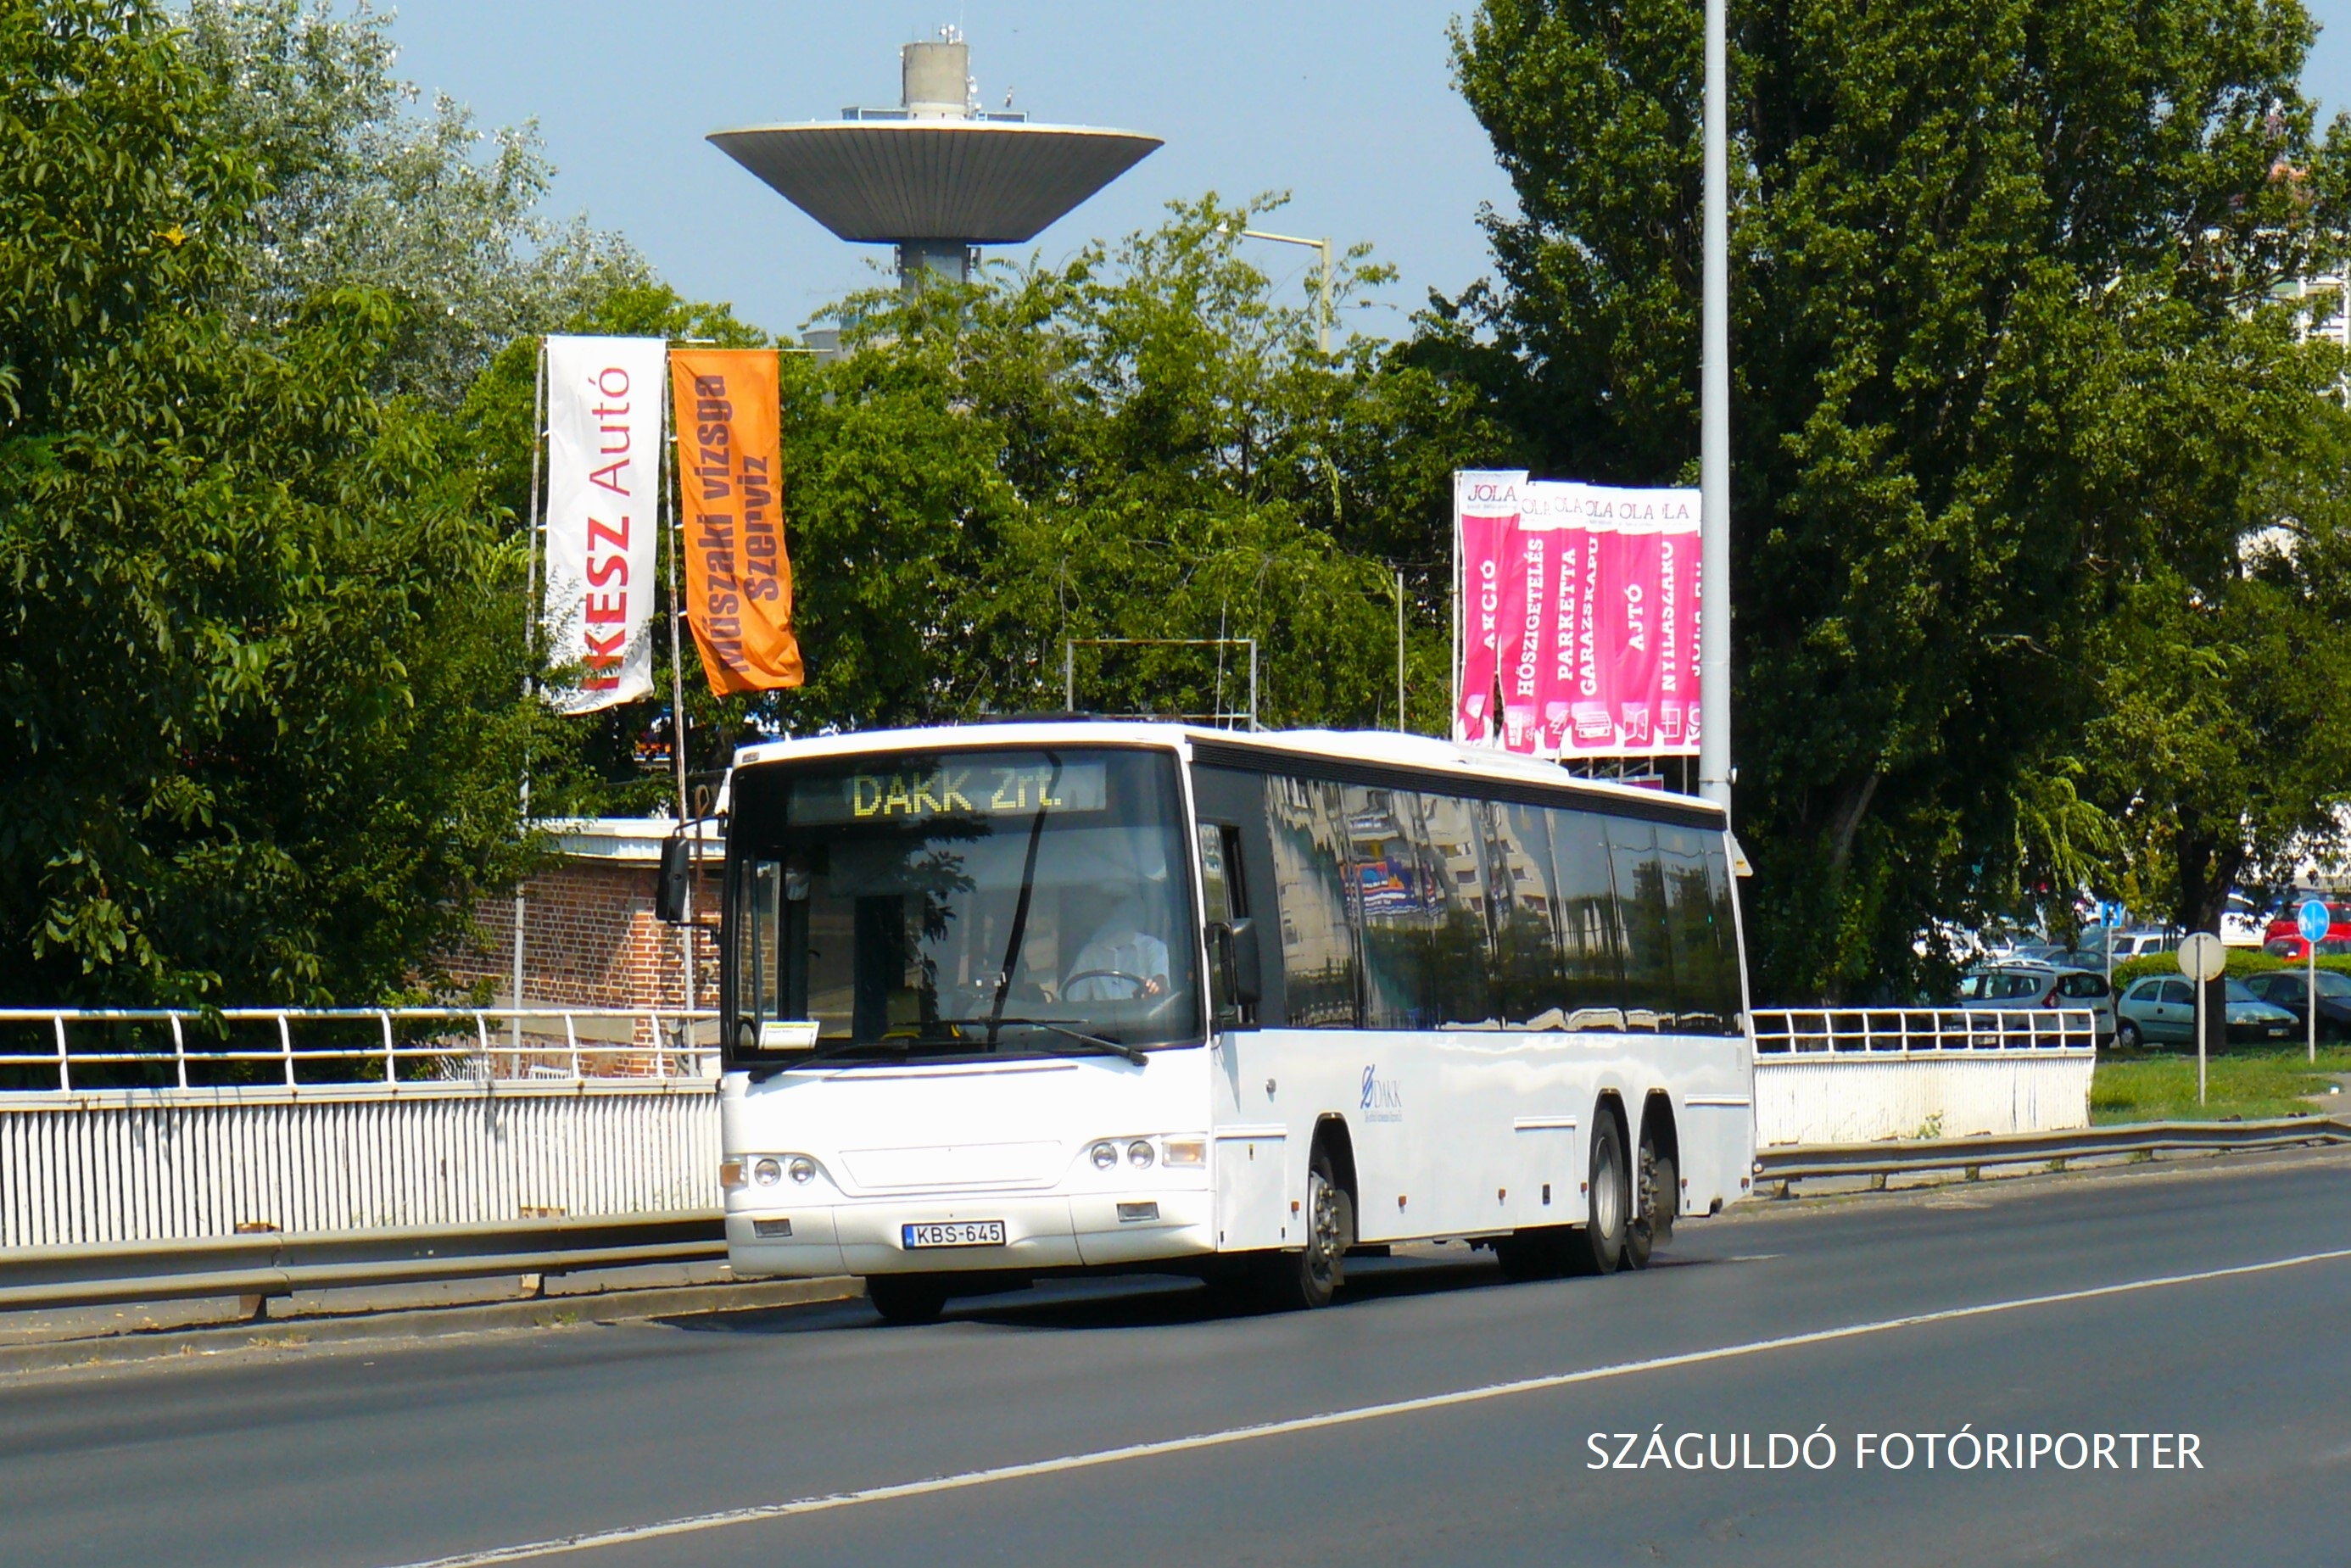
[1258,1148,1351,1311]
[866,1276,947,1325]
[1625,1141,1675,1272]
[1567,1115,1628,1276]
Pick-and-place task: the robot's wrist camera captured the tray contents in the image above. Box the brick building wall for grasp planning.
[437,821,723,1050]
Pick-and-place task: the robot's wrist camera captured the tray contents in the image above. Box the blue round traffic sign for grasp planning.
[2300,898,2333,945]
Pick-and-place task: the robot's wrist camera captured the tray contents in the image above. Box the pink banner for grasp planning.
[1497,516,1564,750]
[1453,472,1525,742]
[1655,517,1696,750]
[1455,472,1700,758]
[1526,482,1585,754]
[1603,523,1663,750]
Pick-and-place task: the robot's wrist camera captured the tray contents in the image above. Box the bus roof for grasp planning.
[729,721,1726,824]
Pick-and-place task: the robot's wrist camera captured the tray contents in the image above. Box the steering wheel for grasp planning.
[1064,968,1154,999]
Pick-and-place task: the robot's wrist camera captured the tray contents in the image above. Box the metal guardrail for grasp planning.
[0,1211,728,1314]
[1751,1007,2097,1055]
[1756,1116,2351,1185]
[0,1007,718,1094]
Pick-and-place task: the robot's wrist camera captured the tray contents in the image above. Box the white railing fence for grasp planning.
[1748,1007,2097,1147]
[0,1007,718,1096]
[0,1008,725,1249]
[1751,1007,2097,1057]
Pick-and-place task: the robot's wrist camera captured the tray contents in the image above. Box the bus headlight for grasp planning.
[787,1157,817,1184]
[1090,1141,1118,1170]
[1161,1137,1206,1168]
[1126,1139,1154,1169]
[752,1158,784,1187]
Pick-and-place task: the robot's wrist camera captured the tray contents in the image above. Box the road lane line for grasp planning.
[383,1242,2351,1566]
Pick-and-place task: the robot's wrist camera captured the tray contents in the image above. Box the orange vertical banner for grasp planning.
[670,348,804,695]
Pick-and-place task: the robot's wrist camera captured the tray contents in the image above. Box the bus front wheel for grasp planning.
[1256,1149,1352,1311]
[1567,1117,1628,1276]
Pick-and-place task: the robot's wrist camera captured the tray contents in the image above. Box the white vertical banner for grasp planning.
[540,334,667,712]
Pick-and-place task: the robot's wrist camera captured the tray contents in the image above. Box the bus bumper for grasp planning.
[726,1189,1217,1278]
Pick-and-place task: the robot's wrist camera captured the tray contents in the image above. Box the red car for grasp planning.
[2263,899,2351,961]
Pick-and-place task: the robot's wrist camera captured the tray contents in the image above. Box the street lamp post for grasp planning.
[1697,0,1733,813]
[1234,227,1332,355]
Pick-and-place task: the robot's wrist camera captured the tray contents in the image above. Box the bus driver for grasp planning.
[1062,897,1170,1000]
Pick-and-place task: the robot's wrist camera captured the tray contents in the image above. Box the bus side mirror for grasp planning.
[656,835,692,924]
[1227,917,1262,1007]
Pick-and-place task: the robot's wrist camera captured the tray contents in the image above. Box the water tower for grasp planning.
[709,30,1162,291]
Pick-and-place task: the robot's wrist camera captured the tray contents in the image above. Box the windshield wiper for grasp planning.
[931,1015,1148,1065]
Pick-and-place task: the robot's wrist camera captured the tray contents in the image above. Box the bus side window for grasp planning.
[1549,806,1626,1028]
[1198,821,1255,1026]
[1607,818,1678,1032]
[1658,824,1740,1034]
[1263,774,1359,1028]
[1416,791,1498,1028]
[1192,766,1287,1024]
[1488,801,1568,1030]
[1343,784,1436,1030]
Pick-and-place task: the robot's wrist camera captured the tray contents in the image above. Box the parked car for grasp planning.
[2113,977,2301,1048]
[2261,900,2350,954]
[2240,969,2351,1041]
[2261,935,2351,962]
[2221,893,2270,948]
[1953,963,2115,1041]
[2072,927,2180,963]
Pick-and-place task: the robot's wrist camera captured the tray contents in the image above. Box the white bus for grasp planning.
[712,722,1755,1322]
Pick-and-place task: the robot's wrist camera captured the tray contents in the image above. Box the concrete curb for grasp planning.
[0,1275,864,1377]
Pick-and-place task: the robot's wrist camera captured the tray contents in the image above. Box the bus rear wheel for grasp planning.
[866,1276,947,1325]
[1566,1116,1628,1276]
[1624,1136,1675,1272]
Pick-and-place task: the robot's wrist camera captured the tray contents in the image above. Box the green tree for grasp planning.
[178,0,649,410]
[773,196,1504,742]
[1444,0,2345,996]
[0,0,560,1004]
[2080,304,2351,929]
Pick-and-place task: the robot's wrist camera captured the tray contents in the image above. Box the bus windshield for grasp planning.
[727,746,1201,1065]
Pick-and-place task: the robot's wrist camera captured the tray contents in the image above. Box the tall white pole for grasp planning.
[513,341,546,1055]
[1696,0,1733,812]
[662,363,695,1015]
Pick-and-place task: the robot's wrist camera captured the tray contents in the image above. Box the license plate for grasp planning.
[902,1220,1006,1249]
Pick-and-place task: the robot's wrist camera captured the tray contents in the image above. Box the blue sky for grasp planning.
[382,1,2351,343]
[383,1,1511,340]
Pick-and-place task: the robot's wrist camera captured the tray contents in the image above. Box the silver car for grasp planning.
[1953,963,2115,1041]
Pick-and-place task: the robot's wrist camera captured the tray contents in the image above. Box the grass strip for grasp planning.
[2091,1044,2351,1124]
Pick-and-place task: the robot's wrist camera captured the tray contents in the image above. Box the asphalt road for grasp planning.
[7,1151,2351,1568]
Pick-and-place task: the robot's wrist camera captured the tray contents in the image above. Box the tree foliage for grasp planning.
[0,0,561,1004]
[179,0,649,410]
[779,198,1497,739]
[461,197,1508,805]
[1445,0,2351,996]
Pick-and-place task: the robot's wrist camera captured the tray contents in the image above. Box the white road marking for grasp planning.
[383,1243,2351,1567]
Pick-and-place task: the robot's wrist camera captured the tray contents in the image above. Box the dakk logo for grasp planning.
[1360,1064,1403,1123]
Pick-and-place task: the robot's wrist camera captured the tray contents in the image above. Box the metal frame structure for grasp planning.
[1750,1007,2097,1056]
[0,1007,718,1096]
[1061,637,1259,729]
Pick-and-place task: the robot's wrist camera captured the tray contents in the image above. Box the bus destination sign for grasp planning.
[791,760,1108,825]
